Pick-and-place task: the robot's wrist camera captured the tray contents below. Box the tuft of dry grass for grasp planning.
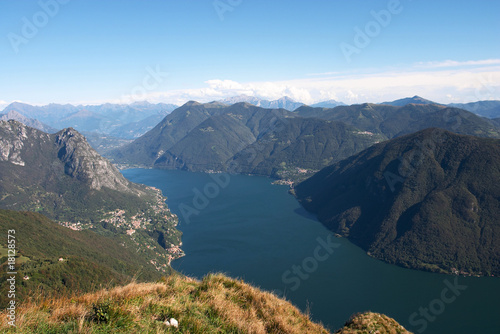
[335,311,413,334]
[195,274,327,334]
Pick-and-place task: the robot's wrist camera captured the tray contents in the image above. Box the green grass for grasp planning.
[0,245,30,265]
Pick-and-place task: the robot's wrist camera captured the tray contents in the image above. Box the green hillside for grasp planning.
[296,129,500,276]
[0,210,170,307]
[230,117,384,179]
[154,114,257,171]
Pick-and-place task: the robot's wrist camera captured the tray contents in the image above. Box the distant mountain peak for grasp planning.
[277,96,295,101]
[310,99,346,108]
[5,110,24,118]
[381,96,439,106]
[0,111,57,134]
[5,101,31,108]
[219,95,304,111]
[130,100,152,107]
[448,100,500,118]
[232,102,254,108]
[183,101,202,107]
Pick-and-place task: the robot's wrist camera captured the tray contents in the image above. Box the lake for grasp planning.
[123,168,500,333]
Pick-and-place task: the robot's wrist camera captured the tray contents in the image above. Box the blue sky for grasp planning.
[1,0,499,107]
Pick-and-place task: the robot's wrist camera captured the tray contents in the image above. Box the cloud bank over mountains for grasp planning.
[120,59,500,106]
[6,59,500,107]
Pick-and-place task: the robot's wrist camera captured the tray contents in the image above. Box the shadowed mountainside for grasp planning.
[296,128,500,275]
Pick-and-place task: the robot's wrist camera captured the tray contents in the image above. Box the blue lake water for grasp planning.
[123,168,500,333]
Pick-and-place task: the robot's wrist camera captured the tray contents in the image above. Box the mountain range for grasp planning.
[6,98,497,276]
[110,101,385,180]
[380,95,500,119]
[220,95,500,119]
[2,96,498,146]
[2,94,499,331]
[295,129,500,276]
[1,101,178,139]
[110,100,500,182]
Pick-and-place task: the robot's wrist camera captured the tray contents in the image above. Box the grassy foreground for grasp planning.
[0,273,412,333]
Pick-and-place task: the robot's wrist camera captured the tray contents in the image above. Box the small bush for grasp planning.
[90,300,111,324]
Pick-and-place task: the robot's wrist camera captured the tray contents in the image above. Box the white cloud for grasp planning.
[206,79,244,90]
[138,60,500,106]
[415,59,500,69]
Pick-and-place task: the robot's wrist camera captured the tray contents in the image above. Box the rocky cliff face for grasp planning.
[0,120,46,166]
[55,127,138,193]
[0,120,140,193]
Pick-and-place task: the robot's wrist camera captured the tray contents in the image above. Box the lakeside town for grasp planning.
[59,186,184,270]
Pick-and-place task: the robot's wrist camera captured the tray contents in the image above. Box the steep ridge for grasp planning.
[1,101,178,138]
[111,101,226,166]
[55,127,137,193]
[296,129,500,275]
